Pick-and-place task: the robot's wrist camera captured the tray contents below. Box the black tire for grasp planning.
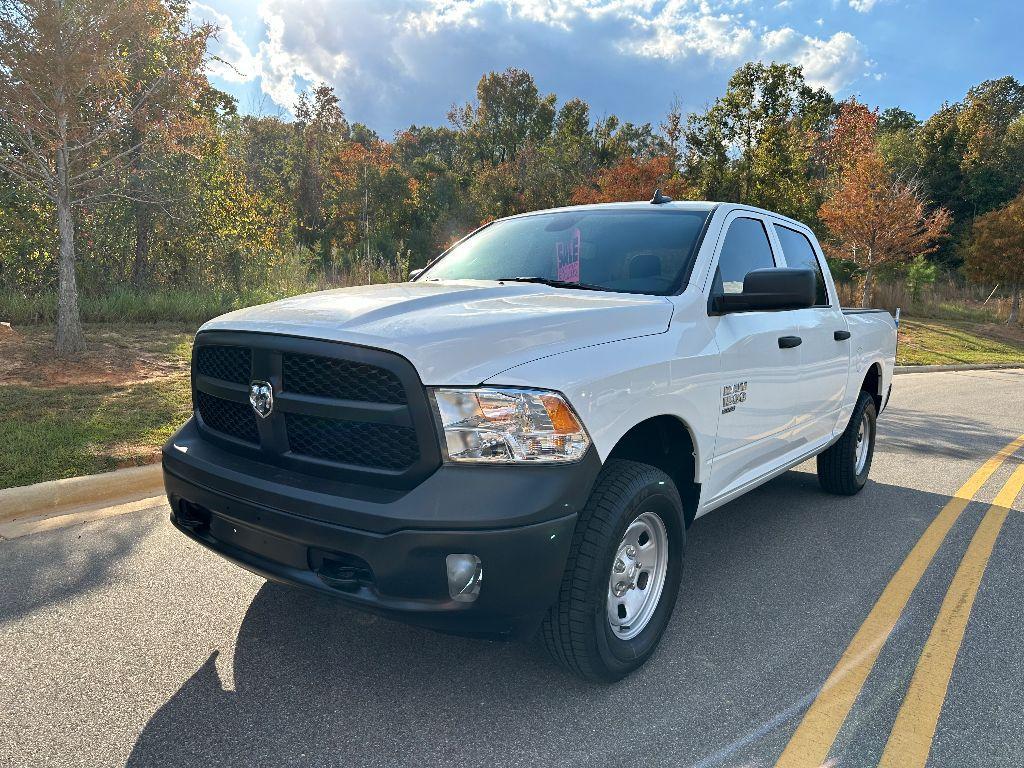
[817,390,877,495]
[540,459,685,683]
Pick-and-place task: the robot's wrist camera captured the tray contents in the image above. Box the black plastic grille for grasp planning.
[283,353,406,404]
[286,413,419,470]
[195,345,251,384]
[195,390,259,444]
[190,333,441,489]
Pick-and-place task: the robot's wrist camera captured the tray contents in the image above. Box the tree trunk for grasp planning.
[860,268,873,308]
[130,204,151,290]
[55,148,85,356]
[1009,284,1021,326]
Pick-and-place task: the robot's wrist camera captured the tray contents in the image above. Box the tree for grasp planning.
[820,151,951,306]
[823,99,878,177]
[917,77,1024,265]
[571,155,688,204]
[965,191,1024,325]
[0,0,212,354]
[876,106,921,179]
[449,68,555,167]
[683,62,835,221]
[291,83,349,265]
[660,97,684,167]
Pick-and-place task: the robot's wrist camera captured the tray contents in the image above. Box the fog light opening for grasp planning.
[446,554,483,603]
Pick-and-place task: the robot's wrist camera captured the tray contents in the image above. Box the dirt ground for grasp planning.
[0,323,195,387]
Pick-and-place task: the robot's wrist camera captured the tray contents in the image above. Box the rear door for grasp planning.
[769,222,850,445]
[703,212,805,502]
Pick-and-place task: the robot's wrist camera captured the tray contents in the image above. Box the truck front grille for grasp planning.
[283,353,407,404]
[285,413,419,469]
[190,332,441,490]
[195,345,251,384]
[194,390,259,444]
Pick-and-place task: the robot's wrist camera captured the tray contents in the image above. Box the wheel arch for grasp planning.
[605,415,701,528]
[861,360,884,412]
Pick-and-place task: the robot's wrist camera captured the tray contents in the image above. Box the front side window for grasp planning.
[419,209,711,295]
[712,217,776,295]
[773,224,830,306]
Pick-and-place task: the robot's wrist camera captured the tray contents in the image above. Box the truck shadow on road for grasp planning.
[878,408,1012,461]
[124,470,971,768]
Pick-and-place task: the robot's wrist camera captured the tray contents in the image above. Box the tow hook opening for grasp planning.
[175,500,211,533]
[312,551,375,593]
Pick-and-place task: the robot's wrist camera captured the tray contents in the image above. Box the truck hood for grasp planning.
[200,280,674,384]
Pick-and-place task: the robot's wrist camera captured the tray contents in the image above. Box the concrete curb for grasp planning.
[0,463,163,524]
[894,363,1024,375]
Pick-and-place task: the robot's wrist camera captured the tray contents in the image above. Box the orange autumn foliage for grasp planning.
[965,191,1024,324]
[571,156,689,204]
[820,151,951,307]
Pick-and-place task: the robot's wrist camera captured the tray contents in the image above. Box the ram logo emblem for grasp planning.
[249,380,274,419]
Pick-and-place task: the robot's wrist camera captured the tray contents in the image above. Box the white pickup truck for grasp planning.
[163,198,897,682]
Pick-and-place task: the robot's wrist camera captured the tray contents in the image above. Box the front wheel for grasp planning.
[817,390,877,495]
[541,459,685,682]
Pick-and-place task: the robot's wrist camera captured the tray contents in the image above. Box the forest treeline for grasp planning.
[1,0,1023,354]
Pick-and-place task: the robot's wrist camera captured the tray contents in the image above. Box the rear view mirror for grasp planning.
[711,268,816,314]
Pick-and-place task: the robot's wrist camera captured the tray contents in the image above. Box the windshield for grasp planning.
[419,208,711,295]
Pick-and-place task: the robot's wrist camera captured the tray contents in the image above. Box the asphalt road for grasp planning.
[3,368,1024,768]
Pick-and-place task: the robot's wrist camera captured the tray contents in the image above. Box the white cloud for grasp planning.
[848,0,878,12]
[191,2,260,82]
[193,0,873,123]
[760,28,869,92]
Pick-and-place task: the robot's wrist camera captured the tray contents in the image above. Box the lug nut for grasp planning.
[614,559,625,573]
[625,545,637,558]
[614,581,628,597]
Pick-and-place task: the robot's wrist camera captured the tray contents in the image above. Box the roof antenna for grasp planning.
[650,188,673,204]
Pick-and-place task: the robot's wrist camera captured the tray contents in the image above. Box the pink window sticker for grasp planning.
[557,227,581,282]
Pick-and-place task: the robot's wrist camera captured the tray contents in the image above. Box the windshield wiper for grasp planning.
[496,276,612,292]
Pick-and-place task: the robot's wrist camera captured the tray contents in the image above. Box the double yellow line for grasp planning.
[776,434,1024,768]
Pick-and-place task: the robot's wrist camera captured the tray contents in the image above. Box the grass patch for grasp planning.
[0,324,194,489]
[0,374,191,489]
[898,318,1024,366]
[0,288,305,325]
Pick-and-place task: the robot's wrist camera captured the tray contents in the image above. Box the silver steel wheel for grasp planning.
[854,410,873,474]
[607,510,669,641]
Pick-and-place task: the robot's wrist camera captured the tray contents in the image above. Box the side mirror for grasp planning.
[711,268,816,314]
[408,268,424,281]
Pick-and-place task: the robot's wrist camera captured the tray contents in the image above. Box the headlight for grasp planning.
[431,388,591,463]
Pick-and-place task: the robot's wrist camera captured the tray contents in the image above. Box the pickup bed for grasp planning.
[163,200,896,681]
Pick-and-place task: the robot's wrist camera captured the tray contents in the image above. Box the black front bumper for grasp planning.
[163,418,601,639]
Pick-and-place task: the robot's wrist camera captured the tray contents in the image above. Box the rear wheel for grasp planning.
[541,459,685,682]
[817,390,877,495]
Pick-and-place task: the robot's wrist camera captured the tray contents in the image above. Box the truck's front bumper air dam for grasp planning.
[162,421,601,639]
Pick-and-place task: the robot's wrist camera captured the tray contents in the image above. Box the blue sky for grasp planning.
[192,0,1022,134]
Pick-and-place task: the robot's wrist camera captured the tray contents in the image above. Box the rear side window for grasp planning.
[713,217,776,294]
[773,225,829,306]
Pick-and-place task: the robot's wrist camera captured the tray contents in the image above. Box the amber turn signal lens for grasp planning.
[541,394,582,435]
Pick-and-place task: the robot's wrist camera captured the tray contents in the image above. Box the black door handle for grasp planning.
[778,336,802,349]
[834,330,851,341]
